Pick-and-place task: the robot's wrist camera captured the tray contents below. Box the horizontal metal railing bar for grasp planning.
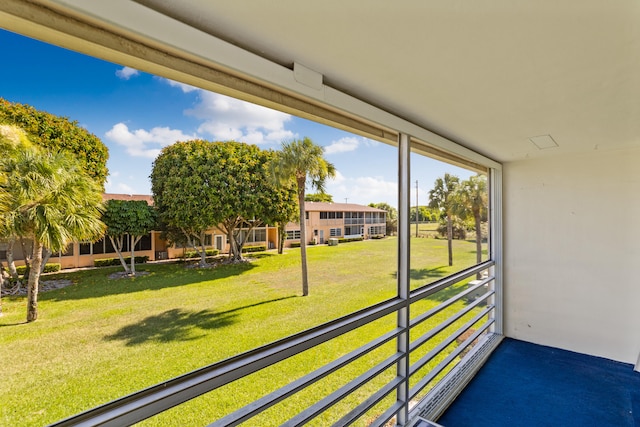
[210,328,403,427]
[410,290,494,354]
[409,260,494,304]
[51,297,406,427]
[369,401,405,427]
[409,305,494,378]
[409,319,494,400]
[284,352,404,426]
[410,276,493,329]
[333,376,404,427]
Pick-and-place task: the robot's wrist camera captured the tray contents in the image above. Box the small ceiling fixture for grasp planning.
[529,134,559,150]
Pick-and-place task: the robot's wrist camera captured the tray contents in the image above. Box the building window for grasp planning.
[255,229,266,242]
[345,212,365,225]
[320,212,328,220]
[93,238,105,254]
[136,234,152,251]
[79,242,92,255]
[286,230,301,240]
[60,243,74,257]
[204,234,212,246]
[369,225,385,235]
[330,228,341,237]
[104,237,116,254]
[345,226,363,236]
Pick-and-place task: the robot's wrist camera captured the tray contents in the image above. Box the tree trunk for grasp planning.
[26,239,44,322]
[474,211,482,265]
[198,231,208,267]
[6,237,19,280]
[474,211,483,279]
[39,247,52,274]
[231,230,242,262]
[109,236,131,275]
[277,223,286,255]
[297,178,309,296]
[446,214,453,267]
[0,261,6,316]
[130,234,142,276]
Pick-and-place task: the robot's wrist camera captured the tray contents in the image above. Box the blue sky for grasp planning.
[0,29,474,208]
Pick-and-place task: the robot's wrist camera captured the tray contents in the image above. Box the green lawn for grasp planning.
[0,237,486,426]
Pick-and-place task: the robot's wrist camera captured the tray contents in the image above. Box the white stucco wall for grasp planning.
[503,147,640,364]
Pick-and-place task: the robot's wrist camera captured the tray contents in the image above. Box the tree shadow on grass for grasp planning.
[42,260,258,302]
[390,266,474,302]
[104,296,296,346]
[390,266,448,282]
[409,266,448,282]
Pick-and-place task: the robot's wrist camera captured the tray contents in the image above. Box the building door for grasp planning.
[319,230,325,244]
[215,235,224,251]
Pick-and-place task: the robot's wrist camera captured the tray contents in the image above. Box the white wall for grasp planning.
[503,147,640,364]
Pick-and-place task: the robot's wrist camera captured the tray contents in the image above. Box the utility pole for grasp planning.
[415,180,419,237]
[344,198,348,203]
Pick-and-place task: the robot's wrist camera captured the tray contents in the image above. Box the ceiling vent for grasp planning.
[529,134,559,150]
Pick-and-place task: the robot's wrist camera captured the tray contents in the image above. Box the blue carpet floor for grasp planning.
[436,338,640,427]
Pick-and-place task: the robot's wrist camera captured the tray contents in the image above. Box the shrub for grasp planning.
[437,218,468,240]
[290,242,301,248]
[337,237,364,243]
[242,245,266,253]
[370,234,386,240]
[182,248,220,259]
[94,256,149,267]
[16,263,61,274]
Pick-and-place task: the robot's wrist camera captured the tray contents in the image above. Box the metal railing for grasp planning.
[51,260,496,427]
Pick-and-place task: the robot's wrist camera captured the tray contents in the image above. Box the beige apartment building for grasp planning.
[1,196,385,269]
[284,202,387,247]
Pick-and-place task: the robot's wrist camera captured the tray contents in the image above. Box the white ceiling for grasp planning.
[5,1,640,163]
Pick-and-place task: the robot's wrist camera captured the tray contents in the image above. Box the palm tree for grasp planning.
[0,135,105,322]
[428,173,460,266]
[271,137,335,296]
[454,174,488,266]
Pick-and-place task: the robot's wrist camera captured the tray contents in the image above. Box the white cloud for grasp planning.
[324,137,360,155]
[324,136,380,155]
[187,91,295,144]
[115,66,140,80]
[105,122,195,158]
[329,170,346,184]
[164,78,199,93]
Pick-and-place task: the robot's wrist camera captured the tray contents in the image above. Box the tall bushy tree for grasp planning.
[213,146,296,262]
[428,173,460,267]
[0,125,33,290]
[151,140,221,267]
[454,174,488,265]
[305,193,333,202]
[369,202,397,235]
[102,199,157,276]
[270,137,336,296]
[0,125,105,322]
[0,100,109,278]
[0,98,109,187]
[151,140,296,265]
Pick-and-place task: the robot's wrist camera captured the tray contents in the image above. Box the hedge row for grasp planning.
[15,263,61,274]
[94,256,149,267]
[337,237,364,243]
[242,245,266,253]
[289,237,365,248]
[182,249,220,259]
